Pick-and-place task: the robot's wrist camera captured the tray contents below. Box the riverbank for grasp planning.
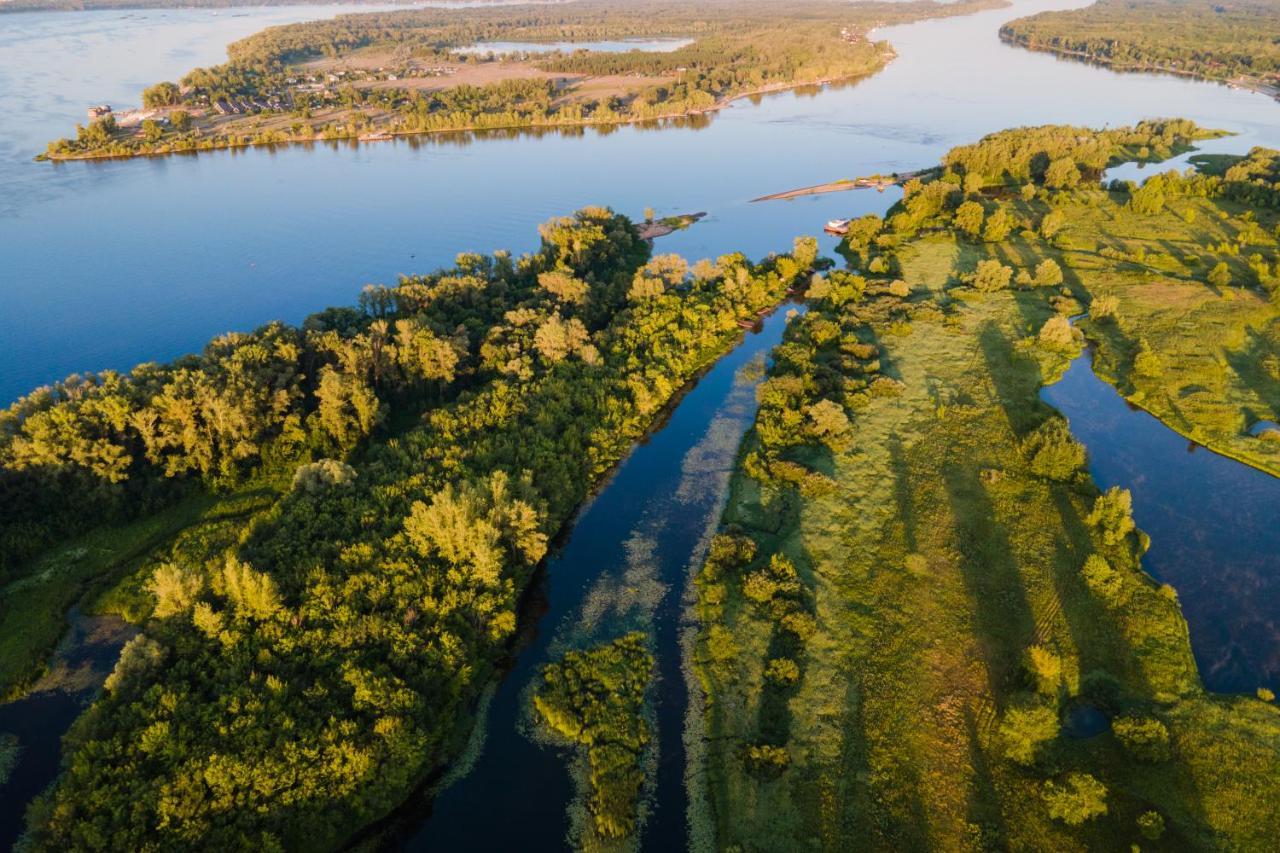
[998,32,1280,102]
[37,69,887,163]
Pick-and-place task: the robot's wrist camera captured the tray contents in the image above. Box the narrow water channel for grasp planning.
[1043,348,1280,695]
[399,304,800,850]
[0,612,133,850]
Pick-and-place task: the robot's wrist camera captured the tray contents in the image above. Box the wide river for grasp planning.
[3,0,1280,849]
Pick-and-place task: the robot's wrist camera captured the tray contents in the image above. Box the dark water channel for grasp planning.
[1043,348,1280,695]
[400,305,800,850]
[0,612,133,850]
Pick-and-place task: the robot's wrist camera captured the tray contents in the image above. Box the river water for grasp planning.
[1044,350,1280,696]
[2,0,1280,849]
[4,0,1279,406]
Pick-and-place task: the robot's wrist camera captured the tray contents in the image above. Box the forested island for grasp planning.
[5,116,1280,848]
[1001,0,1280,99]
[2,204,820,846]
[39,0,1006,160]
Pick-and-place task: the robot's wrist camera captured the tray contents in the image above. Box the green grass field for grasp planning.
[694,226,1280,850]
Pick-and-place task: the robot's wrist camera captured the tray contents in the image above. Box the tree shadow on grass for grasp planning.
[888,433,917,554]
[1047,488,1148,688]
[963,706,1009,853]
[943,461,1036,706]
[978,321,1050,439]
[1225,327,1280,421]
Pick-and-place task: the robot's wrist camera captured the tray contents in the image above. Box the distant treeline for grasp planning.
[0,0,450,13]
[1001,0,1280,84]
[43,0,1008,159]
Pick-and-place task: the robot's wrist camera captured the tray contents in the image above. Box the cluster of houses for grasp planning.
[212,94,293,116]
[85,57,473,130]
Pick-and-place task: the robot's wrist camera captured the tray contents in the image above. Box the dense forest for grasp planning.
[691,121,1280,849]
[4,207,819,847]
[41,0,1006,159]
[1001,0,1280,91]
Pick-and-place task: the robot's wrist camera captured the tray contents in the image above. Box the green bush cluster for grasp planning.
[533,632,654,840]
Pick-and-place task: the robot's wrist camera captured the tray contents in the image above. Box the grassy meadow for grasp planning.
[693,137,1280,850]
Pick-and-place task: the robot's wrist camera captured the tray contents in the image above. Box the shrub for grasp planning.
[1208,261,1232,289]
[955,200,985,238]
[1138,810,1165,840]
[998,703,1060,765]
[887,279,911,298]
[104,635,166,695]
[1040,209,1066,239]
[1038,315,1079,350]
[1133,339,1163,377]
[1112,715,1172,762]
[806,399,851,446]
[1022,418,1086,480]
[1087,487,1135,545]
[147,563,203,619]
[743,742,790,777]
[1035,258,1064,286]
[1090,294,1120,319]
[1024,645,1064,695]
[982,208,1013,242]
[705,533,757,580]
[292,458,357,493]
[1043,773,1108,825]
[1082,554,1127,605]
[1044,157,1082,189]
[742,571,780,604]
[1080,670,1124,712]
[763,657,801,686]
[1258,687,1276,703]
[972,259,1013,292]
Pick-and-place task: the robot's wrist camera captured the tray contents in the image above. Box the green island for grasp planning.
[9,71,1280,847]
[1001,0,1280,100]
[692,120,1280,849]
[40,0,1006,161]
[533,632,655,849]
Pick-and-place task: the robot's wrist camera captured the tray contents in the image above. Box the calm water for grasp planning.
[0,612,133,850]
[4,0,1279,405]
[399,304,798,851]
[3,0,1280,848]
[1044,350,1280,695]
